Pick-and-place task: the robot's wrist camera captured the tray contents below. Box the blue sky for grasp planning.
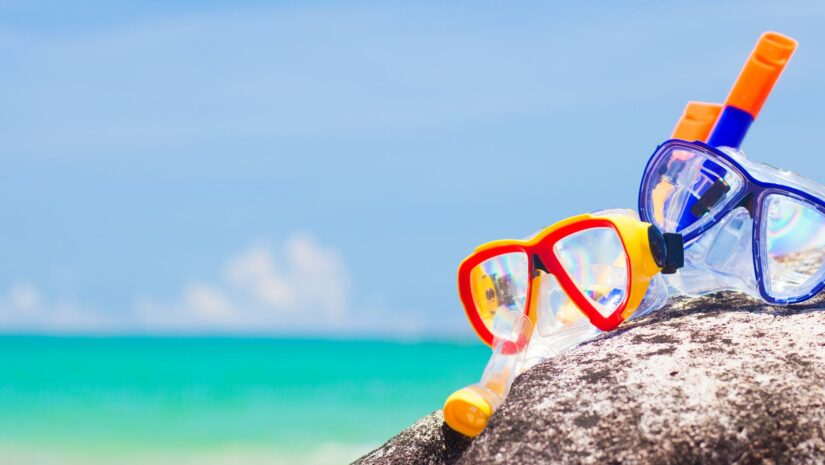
[2,0,825,337]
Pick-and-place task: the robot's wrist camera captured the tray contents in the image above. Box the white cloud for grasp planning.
[225,247,294,309]
[0,233,357,333]
[9,282,41,313]
[182,282,237,321]
[0,233,352,333]
[0,282,113,333]
[131,232,352,333]
[0,233,460,337]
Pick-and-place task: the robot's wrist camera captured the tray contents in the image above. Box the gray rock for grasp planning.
[356,292,825,465]
[354,411,473,465]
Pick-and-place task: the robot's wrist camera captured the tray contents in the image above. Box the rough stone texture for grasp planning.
[355,411,472,465]
[357,292,825,465]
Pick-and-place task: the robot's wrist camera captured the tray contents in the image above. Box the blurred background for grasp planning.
[2,0,825,463]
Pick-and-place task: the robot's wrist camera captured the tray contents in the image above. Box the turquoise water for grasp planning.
[0,337,488,464]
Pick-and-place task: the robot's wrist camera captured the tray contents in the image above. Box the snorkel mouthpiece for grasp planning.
[707,32,797,149]
[443,385,498,437]
[648,226,684,274]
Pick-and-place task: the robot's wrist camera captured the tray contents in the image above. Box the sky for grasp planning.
[2,0,825,338]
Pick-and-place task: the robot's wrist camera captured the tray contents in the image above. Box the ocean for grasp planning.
[0,336,488,464]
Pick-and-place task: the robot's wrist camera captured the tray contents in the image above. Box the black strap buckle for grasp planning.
[648,226,684,274]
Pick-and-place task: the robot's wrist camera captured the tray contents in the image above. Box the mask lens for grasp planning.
[763,194,825,299]
[469,252,530,335]
[553,227,628,317]
[644,144,744,235]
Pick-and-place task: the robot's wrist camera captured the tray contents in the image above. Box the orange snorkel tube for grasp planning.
[706,32,797,149]
[671,101,722,142]
[672,32,797,148]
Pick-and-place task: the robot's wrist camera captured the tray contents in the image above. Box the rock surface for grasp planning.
[356,292,825,465]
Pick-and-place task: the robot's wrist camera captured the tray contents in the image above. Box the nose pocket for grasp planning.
[668,206,759,297]
[534,273,588,337]
[704,207,753,272]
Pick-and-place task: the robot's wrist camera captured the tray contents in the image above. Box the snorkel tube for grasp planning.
[443,311,533,437]
[672,32,796,148]
[671,101,722,142]
[706,32,797,149]
[663,32,800,299]
[673,32,796,232]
